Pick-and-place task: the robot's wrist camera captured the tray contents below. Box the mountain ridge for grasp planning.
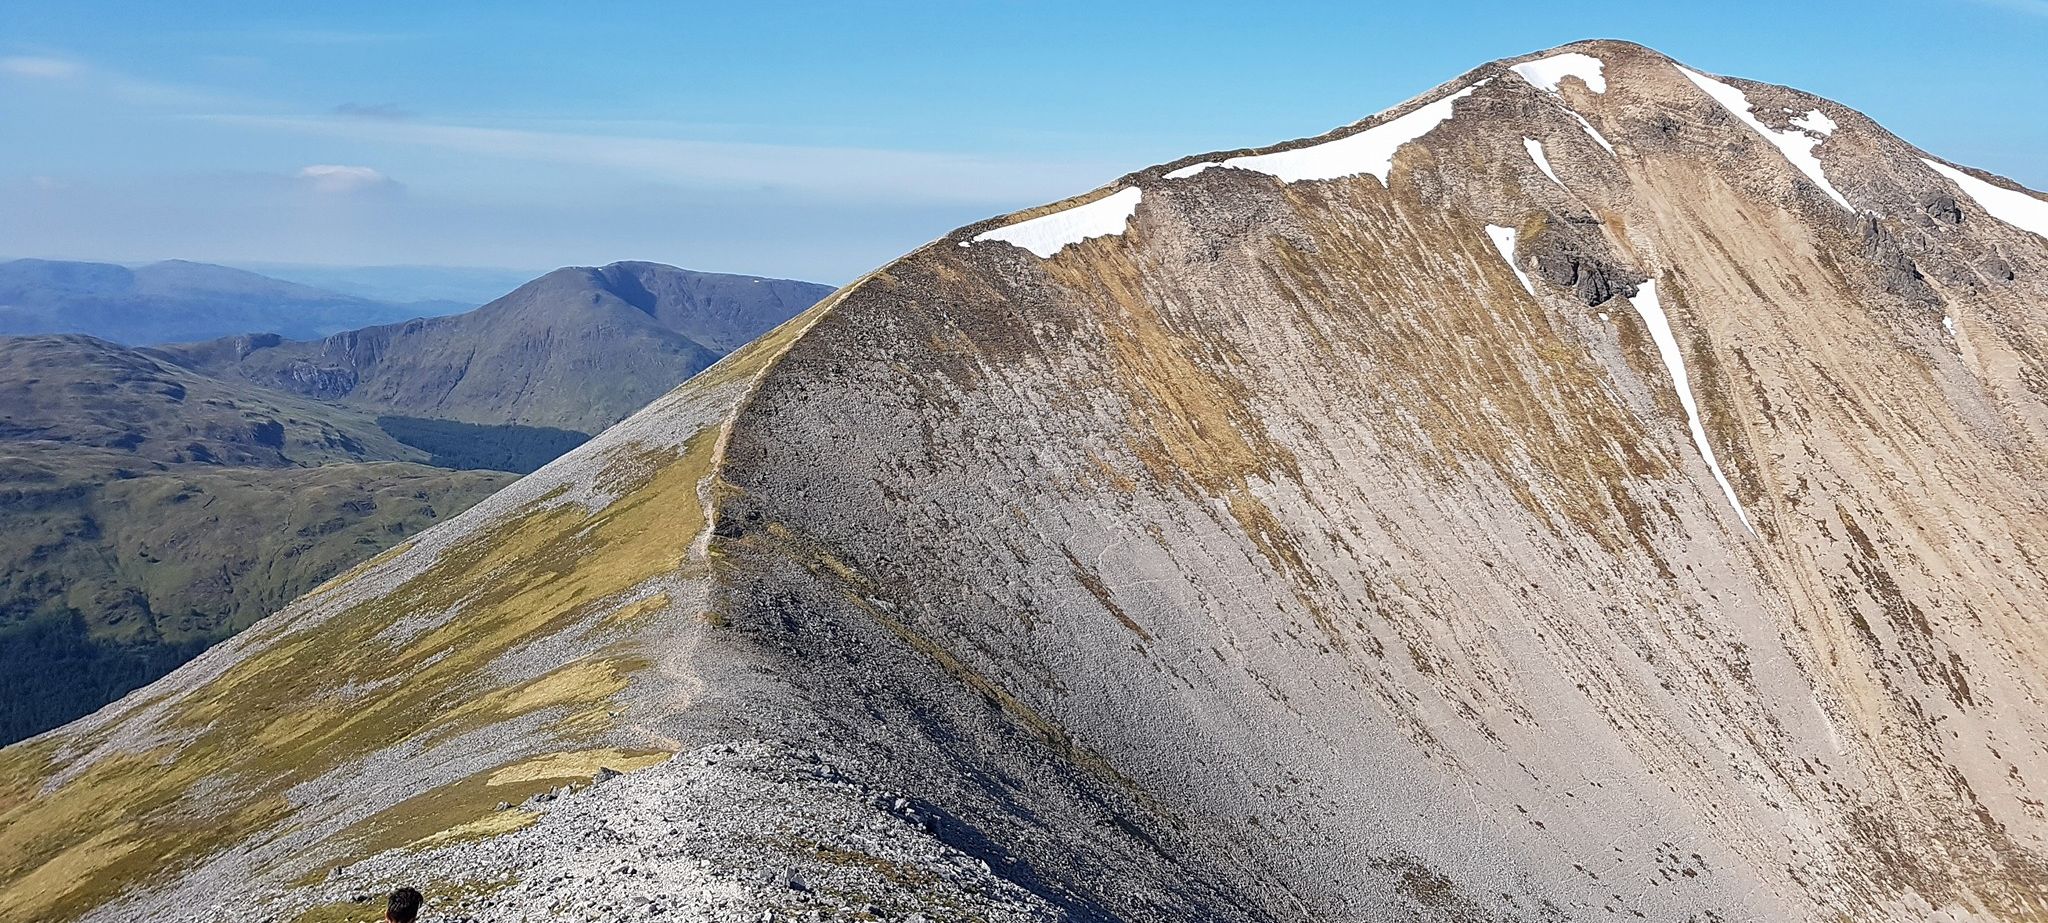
[161,261,834,433]
[0,260,831,744]
[0,259,464,345]
[5,38,2047,923]
[0,333,425,467]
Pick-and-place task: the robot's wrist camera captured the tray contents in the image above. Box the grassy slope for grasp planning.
[162,263,832,434]
[0,334,424,466]
[0,430,710,923]
[0,306,833,922]
[0,446,514,744]
[0,334,527,744]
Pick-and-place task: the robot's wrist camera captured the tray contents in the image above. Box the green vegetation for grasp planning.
[0,447,513,745]
[375,415,590,474]
[0,614,213,745]
[164,262,831,434]
[0,336,541,744]
[0,334,426,466]
[0,299,814,920]
[0,426,717,923]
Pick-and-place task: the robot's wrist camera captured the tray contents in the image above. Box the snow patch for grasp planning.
[1511,53,1607,95]
[1675,66,1851,210]
[1565,109,1615,155]
[1628,280,1754,533]
[1791,109,1837,136]
[1523,138,1564,188]
[1164,162,1217,180]
[1185,83,1484,185]
[1923,158,2048,240]
[966,187,1143,258]
[1512,54,1613,156]
[1485,225,1535,296]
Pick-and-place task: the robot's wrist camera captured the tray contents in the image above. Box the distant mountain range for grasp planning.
[230,262,546,308]
[0,258,470,345]
[163,261,834,433]
[0,259,831,746]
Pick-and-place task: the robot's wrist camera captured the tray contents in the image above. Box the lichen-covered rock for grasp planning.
[1926,192,1965,225]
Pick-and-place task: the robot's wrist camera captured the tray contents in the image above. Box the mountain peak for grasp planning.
[961,39,2044,269]
[160,262,832,433]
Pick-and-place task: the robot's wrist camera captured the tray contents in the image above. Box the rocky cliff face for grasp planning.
[5,40,2046,923]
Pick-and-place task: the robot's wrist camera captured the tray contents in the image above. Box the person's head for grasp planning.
[385,887,423,923]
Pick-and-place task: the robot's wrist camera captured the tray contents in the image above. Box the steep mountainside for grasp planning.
[163,262,833,434]
[0,335,514,745]
[6,41,2048,923]
[0,260,459,344]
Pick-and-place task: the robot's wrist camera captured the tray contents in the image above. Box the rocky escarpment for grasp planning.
[5,39,2048,923]
[1524,209,1649,305]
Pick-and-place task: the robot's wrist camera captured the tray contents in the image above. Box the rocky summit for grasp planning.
[4,39,2046,923]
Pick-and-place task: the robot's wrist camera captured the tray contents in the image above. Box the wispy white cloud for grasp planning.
[0,55,84,79]
[251,28,422,45]
[177,27,423,46]
[296,164,398,194]
[0,53,244,108]
[0,169,978,282]
[8,50,1113,209]
[196,54,270,73]
[206,114,1120,206]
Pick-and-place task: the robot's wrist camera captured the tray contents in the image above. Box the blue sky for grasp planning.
[3,0,2043,283]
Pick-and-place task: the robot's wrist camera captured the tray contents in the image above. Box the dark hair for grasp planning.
[386,887,423,923]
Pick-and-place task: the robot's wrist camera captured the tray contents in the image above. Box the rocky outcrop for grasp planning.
[1525,209,1647,305]
[1866,217,1943,306]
